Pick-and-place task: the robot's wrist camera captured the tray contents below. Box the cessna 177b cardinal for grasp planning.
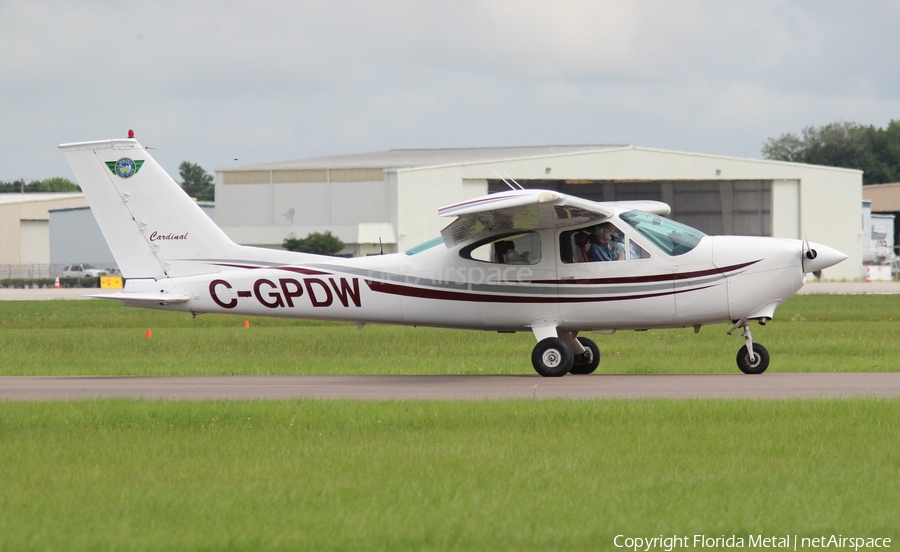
[60,136,847,377]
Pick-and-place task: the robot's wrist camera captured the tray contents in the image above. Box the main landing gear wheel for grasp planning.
[531,337,574,377]
[569,336,601,375]
[736,343,769,374]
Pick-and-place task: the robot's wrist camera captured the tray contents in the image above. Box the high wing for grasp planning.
[439,189,671,247]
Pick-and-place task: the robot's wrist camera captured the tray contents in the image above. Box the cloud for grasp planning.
[1,0,899,181]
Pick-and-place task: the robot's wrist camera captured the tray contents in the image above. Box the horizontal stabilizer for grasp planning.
[87,292,191,305]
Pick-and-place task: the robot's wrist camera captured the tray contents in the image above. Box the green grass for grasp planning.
[1,295,899,375]
[2,297,899,550]
[0,399,897,551]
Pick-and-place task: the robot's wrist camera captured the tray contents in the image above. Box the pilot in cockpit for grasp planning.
[588,223,625,262]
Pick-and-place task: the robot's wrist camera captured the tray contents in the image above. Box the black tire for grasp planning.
[569,337,601,375]
[531,337,574,377]
[736,343,770,374]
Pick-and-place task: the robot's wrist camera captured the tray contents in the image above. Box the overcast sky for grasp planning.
[2,0,899,182]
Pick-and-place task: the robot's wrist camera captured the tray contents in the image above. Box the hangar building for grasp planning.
[48,203,216,268]
[862,182,900,251]
[216,145,862,281]
[0,193,87,278]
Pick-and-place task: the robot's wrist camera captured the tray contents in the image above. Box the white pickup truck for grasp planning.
[61,264,106,278]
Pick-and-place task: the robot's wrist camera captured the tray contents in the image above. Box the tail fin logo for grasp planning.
[106,158,145,178]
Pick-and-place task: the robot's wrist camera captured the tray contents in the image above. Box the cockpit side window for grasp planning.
[619,210,705,256]
[559,222,651,264]
[629,240,651,260]
[461,232,542,265]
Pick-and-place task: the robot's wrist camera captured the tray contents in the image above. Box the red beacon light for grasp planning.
[127,129,135,139]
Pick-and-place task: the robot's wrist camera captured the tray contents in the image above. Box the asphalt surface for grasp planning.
[2,373,898,401]
[0,288,94,300]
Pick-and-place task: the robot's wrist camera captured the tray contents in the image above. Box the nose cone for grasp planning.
[803,242,848,273]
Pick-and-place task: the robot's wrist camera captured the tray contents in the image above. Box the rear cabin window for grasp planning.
[461,232,541,265]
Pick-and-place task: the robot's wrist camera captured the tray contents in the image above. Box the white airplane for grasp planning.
[60,136,847,377]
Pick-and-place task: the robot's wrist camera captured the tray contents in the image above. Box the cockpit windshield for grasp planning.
[619,211,705,256]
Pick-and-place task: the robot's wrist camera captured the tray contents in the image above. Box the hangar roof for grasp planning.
[225,145,627,171]
[223,144,866,177]
[0,193,83,206]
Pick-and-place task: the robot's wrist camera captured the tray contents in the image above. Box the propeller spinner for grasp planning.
[802,240,847,274]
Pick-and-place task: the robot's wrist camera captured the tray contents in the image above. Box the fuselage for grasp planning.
[132,209,840,333]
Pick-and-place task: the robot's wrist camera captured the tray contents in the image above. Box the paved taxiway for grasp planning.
[2,373,899,401]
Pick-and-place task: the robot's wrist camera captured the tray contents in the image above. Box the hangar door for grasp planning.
[669,180,772,236]
[488,179,773,237]
[20,219,50,265]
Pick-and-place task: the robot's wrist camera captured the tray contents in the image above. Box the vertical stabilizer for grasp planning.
[59,138,241,279]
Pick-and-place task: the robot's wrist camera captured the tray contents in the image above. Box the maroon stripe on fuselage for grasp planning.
[366,280,713,303]
[275,266,332,276]
[213,263,267,270]
[211,263,331,276]
[527,260,760,285]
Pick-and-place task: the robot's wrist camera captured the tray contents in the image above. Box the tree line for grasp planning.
[283,231,345,255]
[0,177,80,193]
[0,161,215,200]
[762,120,900,184]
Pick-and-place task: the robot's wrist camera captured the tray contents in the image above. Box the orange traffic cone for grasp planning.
[145,328,152,339]
[54,274,60,289]
[244,320,250,328]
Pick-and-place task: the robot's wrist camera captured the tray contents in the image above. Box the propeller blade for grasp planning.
[801,238,818,272]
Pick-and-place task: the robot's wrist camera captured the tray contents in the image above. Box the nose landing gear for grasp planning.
[729,319,770,374]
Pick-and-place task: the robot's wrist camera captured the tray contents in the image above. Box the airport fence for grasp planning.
[2,264,55,279]
[0,264,117,288]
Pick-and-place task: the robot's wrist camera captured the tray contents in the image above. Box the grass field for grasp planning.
[1,399,898,550]
[1,294,899,376]
[1,296,898,550]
